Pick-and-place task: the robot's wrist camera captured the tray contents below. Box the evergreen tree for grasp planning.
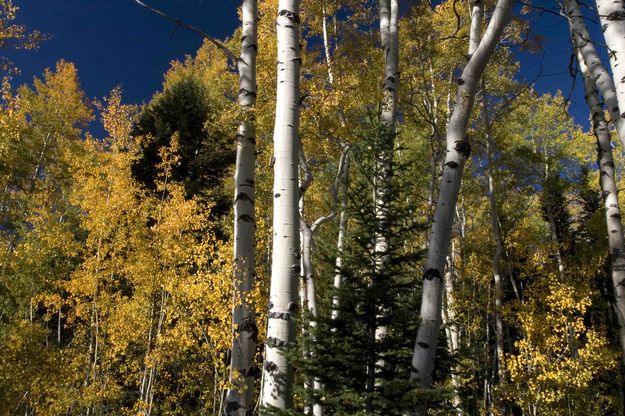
[131,75,234,215]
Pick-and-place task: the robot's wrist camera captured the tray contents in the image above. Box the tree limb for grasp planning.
[132,0,238,68]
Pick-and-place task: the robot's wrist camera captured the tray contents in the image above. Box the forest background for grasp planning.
[3,0,625,415]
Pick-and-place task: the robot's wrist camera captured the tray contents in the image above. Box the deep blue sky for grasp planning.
[5,1,605,134]
[6,0,239,137]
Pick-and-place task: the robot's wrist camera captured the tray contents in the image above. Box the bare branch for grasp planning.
[132,0,238,68]
[310,144,351,233]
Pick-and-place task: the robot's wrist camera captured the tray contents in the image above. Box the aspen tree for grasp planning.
[261,0,302,410]
[225,0,259,414]
[574,30,625,367]
[565,0,625,145]
[370,0,399,394]
[410,0,514,409]
[596,0,625,129]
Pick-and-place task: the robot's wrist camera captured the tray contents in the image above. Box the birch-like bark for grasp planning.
[374,0,399,266]
[468,0,484,58]
[596,0,625,129]
[576,36,625,366]
[332,154,350,320]
[261,1,302,410]
[370,0,399,393]
[410,0,514,406]
[225,1,258,414]
[565,0,625,143]
[321,1,334,85]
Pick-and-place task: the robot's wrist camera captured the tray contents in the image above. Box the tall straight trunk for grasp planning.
[482,95,508,416]
[225,1,258,414]
[410,0,514,409]
[374,0,399,271]
[332,154,350,320]
[565,0,625,143]
[369,0,399,395]
[576,34,625,367]
[596,0,625,128]
[261,0,302,410]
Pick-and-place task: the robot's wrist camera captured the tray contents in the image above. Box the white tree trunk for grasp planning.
[565,0,625,143]
[370,0,399,393]
[468,0,483,58]
[576,34,625,367]
[596,0,625,134]
[225,1,259,414]
[410,0,514,409]
[261,0,302,410]
[332,154,350,320]
[374,0,399,264]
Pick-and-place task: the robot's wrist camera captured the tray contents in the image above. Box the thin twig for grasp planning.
[132,0,238,68]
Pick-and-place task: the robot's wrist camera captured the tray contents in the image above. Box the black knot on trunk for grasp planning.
[278,9,301,24]
[456,78,465,85]
[225,401,241,412]
[607,11,625,21]
[240,366,261,377]
[288,301,299,313]
[265,360,279,373]
[445,161,459,169]
[454,139,471,158]
[267,337,288,348]
[423,268,441,280]
[239,318,259,339]
[417,341,430,349]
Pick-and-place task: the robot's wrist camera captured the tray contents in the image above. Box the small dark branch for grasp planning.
[311,144,351,233]
[132,0,237,68]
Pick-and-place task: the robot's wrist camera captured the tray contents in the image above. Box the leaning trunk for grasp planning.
[565,0,625,143]
[576,34,625,367]
[260,0,302,410]
[225,1,259,414]
[410,0,514,411]
[596,0,625,135]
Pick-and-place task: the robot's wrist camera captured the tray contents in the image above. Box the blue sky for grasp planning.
[4,1,605,134]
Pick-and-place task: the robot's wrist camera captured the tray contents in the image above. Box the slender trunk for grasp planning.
[442,245,462,416]
[468,0,484,58]
[370,0,399,394]
[332,154,350,320]
[298,144,349,415]
[565,0,625,143]
[410,1,514,412]
[483,97,507,414]
[576,35,625,367]
[225,1,259,414]
[596,0,625,131]
[321,1,334,85]
[261,0,302,410]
